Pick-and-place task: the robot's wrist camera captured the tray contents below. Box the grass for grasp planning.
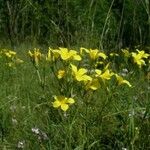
[0,46,149,150]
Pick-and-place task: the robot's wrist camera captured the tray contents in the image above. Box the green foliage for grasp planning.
[0,0,150,48]
[0,46,149,149]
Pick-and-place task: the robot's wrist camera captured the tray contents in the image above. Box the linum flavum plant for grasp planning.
[28,47,135,114]
[131,49,149,68]
[28,48,42,67]
[28,47,149,115]
[0,49,23,67]
[0,47,149,149]
[52,96,75,111]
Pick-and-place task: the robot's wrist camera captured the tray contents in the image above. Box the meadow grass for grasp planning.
[0,46,149,150]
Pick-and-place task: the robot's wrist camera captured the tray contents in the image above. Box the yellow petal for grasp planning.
[115,74,132,87]
[71,64,77,73]
[69,50,77,55]
[78,68,87,75]
[67,98,75,104]
[122,80,132,87]
[9,50,16,55]
[100,70,114,80]
[46,48,52,61]
[61,104,69,111]
[89,49,99,60]
[28,51,33,57]
[82,75,92,81]
[80,47,89,54]
[98,52,107,59]
[76,75,84,81]
[73,55,82,61]
[53,100,61,108]
[95,69,102,76]
[86,79,100,90]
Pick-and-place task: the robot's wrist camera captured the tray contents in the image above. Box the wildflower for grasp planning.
[131,50,149,68]
[115,74,132,87]
[52,96,75,111]
[31,127,48,141]
[71,64,92,82]
[85,78,100,90]
[53,47,81,61]
[95,69,114,80]
[80,47,107,60]
[38,131,48,141]
[80,47,89,55]
[32,127,40,134]
[122,48,131,57]
[46,47,52,61]
[57,69,65,79]
[28,48,42,66]
[89,49,100,60]
[5,50,16,58]
[17,140,25,149]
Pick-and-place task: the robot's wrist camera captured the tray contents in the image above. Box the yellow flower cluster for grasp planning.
[80,47,107,60]
[121,48,149,68]
[0,49,23,67]
[27,47,149,112]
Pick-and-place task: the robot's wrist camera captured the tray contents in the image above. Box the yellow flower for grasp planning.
[46,47,52,61]
[54,47,81,61]
[132,50,149,68]
[115,74,132,87]
[80,47,89,55]
[71,64,92,82]
[80,47,107,60]
[52,96,75,111]
[5,50,16,58]
[122,48,130,57]
[85,78,100,90]
[95,69,114,80]
[57,70,65,79]
[28,48,42,66]
[89,49,100,60]
[47,47,61,61]
[95,69,102,76]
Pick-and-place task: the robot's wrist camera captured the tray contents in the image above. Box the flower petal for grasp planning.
[67,98,75,104]
[61,104,69,111]
[53,100,61,108]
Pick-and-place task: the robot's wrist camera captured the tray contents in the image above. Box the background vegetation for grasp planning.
[0,0,150,49]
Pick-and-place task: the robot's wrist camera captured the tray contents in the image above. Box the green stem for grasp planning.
[36,69,42,85]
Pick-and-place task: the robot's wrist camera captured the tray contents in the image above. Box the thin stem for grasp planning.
[36,69,42,85]
[100,0,115,50]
